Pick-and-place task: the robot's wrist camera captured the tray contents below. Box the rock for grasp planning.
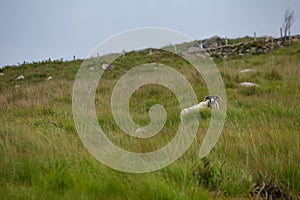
[256,48,264,54]
[234,42,244,47]
[202,35,221,48]
[187,46,201,53]
[47,76,53,80]
[101,63,109,70]
[15,85,20,88]
[239,82,259,87]
[265,36,274,42]
[250,47,257,54]
[135,127,146,135]
[0,73,4,76]
[240,69,256,74]
[89,66,95,71]
[16,75,25,80]
[101,63,115,70]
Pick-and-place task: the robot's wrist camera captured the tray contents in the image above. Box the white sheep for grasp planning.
[180,95,220,117]
[16,75,25,80]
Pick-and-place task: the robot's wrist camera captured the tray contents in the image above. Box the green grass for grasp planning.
[0,41,300,199]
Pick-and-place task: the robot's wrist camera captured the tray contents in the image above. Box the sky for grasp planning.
[0,0,300,67]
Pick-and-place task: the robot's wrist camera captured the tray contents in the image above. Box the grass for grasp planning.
[0,41,300,199]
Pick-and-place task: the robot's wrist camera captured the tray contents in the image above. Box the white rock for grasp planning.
[101,63,109,70]
[0,72,4,76]
[16,75,25,80]
[239,82,259,87]
[47,76,53,80]
[135,127,146,135]
[240,69,256,74]
[89,66,95,71]
[187,46,201,53]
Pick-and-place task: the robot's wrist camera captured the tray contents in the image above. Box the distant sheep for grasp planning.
[47,76,53,80]
[16,75,25,80]
[0,72,4,76]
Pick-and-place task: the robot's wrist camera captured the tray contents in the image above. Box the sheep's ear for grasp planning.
[215,95,220,100]
[204,96,210,101]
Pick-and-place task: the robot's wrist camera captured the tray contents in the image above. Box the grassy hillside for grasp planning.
[0,41,300,199]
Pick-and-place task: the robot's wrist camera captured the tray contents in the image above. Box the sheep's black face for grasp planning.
[205,95,220,108]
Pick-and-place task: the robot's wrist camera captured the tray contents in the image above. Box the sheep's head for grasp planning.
[205,95,220,109]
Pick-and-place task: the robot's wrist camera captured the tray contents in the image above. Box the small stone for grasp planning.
[239,82,259,87]
[240,69,256,74]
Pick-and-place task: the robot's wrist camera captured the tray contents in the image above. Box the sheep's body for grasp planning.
[16,75,25,80]
[180,95,220,117]
[181,100,209,116]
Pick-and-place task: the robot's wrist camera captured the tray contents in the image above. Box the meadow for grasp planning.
[0,40,299,199]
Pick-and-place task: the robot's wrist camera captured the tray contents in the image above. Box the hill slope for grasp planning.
[0,41,300,199]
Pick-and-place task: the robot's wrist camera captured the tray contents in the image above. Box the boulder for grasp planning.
[202,35,222,48]
[101,63,109,70]
[187,46,201,53]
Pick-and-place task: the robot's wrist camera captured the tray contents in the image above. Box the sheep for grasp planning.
[16,75,25,80]
[134,96,221,136]
[180,95,220,117]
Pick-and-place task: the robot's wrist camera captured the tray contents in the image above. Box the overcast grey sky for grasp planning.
[0,0,299,67]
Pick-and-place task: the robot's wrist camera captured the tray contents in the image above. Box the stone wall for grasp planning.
[185,35,300,59]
